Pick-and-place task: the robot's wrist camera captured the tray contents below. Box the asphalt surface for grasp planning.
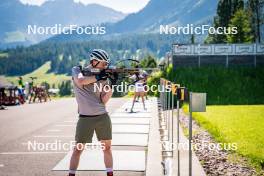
[0,98,144,176]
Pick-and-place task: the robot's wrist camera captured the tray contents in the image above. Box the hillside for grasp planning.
[0,0,220,76]
[48,0,218,42]
[5,61,70,87]
[0,0,126,48]
[0,33,190,76]
[108,0,217,33]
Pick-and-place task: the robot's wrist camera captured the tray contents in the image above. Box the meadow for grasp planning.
[183,105,264,170]
[5,61,70,87]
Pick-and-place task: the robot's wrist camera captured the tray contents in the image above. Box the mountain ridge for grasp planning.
[108,0,217,34]
[47,0,218,42]
[0,0,126,48]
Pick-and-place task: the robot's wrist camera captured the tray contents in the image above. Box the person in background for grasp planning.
[0,88,6,110]
[142,70,149,100]
[129,71,147,113]
[17,77,25,104]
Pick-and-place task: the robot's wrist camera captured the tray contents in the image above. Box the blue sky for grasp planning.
[20,0,150,13]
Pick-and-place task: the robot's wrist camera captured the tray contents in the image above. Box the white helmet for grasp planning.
[90,49,110,64]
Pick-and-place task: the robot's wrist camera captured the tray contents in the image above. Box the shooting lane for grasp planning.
[53,97,163,175]
[159,78,206,176]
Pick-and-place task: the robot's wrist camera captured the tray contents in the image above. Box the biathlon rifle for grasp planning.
[81,59,149,85]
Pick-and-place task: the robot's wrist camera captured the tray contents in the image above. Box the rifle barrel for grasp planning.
[105,68,140,73]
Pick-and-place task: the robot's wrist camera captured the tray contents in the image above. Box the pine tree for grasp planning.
[52,83,56,89]
[59,81,72,96]
[227,9,254,43]
[140,55,157,68]
[247,0,263,42]
[59,81,65,96]
[207,0,245,43]
[191,34,195,44]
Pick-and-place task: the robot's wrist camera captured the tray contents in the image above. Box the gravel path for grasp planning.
[179,110,261,176]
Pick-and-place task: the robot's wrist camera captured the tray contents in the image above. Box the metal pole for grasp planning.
[226,44,229,68]
[161,80,163,109]
[162,85,166,126]
[177,100,180,176]
[226,55,229,68]
[165,85,168,130]
[163,83,165,110]
[198,44,201,68]
[163,83,165,111]
[162,82,165,129]
[167,88,171,141]
[160,80,162,107]
[171,91,174,154]
[189,93,192,176]
[254,43,257,67]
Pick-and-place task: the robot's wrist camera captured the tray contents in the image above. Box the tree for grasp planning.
[247,0,263,43]
[59,80,72,96]
[140,55,157,68]
[50,55,60,72]
[227,9,254,43]
[41,82,50,91]
[52,83,56,89]
[206,0,245,43]
[191,34,195,44]
[213,0,233,43]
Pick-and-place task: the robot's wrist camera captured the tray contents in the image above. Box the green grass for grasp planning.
[183,105,264,170]
[0,52,8,58]
[5,61,70,87]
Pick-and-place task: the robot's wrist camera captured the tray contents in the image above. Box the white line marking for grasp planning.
[63,121,77,123]
[55,125,74,127]
[34,135,72,138]
[0,152,67,155]
[47,129,61,132]
[0,164,4,167]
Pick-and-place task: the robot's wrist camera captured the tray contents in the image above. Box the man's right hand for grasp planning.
[95,70,109,81]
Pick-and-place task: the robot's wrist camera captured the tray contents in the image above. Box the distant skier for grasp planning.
[129,70,147,113]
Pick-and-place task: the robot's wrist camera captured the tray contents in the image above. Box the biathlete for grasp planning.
[68,49,114,176]
[129,71,147,113]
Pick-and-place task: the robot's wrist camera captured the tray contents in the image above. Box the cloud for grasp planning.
[20,0,150,13]
[74,0,150,13]
[20,0,48,6]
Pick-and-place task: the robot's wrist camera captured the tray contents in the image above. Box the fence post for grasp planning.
[167,82,171,142]
[171,89,174,155]
[254,43,257,67]
[189,93,193,176]
[198,44,201,68]
[177,100,180,176]
[165,81,168,132]
[226,55,229,68]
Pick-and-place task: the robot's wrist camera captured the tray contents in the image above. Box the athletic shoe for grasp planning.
[68,173,75,176]
[0,105,6,110]
[107,172,113,176]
